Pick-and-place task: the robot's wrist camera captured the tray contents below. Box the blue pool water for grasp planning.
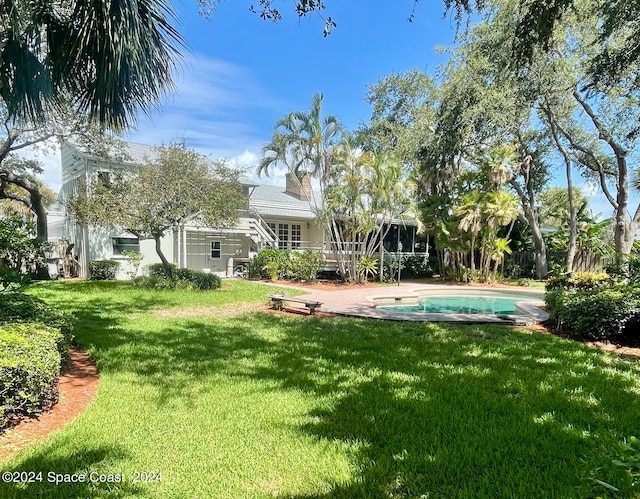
[378,295,536,315]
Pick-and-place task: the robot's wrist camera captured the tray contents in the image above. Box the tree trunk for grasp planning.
[1,172,51,279]
[615,156,632,258]
[530,223,548,279]
[154,235,173,278]
[562,150,577,273]
[509,175,547,280]
[32,190,51,280]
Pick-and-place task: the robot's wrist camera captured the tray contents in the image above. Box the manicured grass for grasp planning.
[1,280,639,497]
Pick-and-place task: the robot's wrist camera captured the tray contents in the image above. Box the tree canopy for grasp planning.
[69,141,247,277]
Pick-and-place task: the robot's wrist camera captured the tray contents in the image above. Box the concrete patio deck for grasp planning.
[270,281,548,325]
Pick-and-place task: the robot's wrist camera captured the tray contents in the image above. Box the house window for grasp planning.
[278,224,289,250]
[211,241,221,259]
[112,237,139,256]
[291,224,301,249]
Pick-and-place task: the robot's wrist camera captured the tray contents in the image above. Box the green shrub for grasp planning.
[0,323,63,431]
[546,284,640,340]
[89,259,121,280]
[173,268,196,281]
[0,292,73,354]
[543,288,565,321]
[249,248,290,280]
[605,255,640,284]
[144,262,178,278]
[546,271,610,291]
[287,250,324,281]
[0,216,47,288]
[402,254,435,279]
[191,272,221,290]
[382,256,404,283]
[245,258,263,279]
[133,270,221,291]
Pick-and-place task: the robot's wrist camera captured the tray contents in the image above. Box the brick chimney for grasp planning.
[285,172,312,200]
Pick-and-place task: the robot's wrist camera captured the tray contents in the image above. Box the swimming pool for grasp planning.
[369,288,547,322]
[378,294,538,315]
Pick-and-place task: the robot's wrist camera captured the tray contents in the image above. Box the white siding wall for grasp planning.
[180,231,246,276]
[84,226,173,280]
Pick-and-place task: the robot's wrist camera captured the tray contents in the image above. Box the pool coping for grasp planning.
[365,287,548,325]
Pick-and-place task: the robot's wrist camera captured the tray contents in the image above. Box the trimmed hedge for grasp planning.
[545,284,640,340]
[134,268,221,291]
[0,293,73,355]
[89,259,121,280]
[145,262,177,278]
[0,323,63,431]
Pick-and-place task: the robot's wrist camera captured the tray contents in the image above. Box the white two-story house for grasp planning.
[48,140,334,277]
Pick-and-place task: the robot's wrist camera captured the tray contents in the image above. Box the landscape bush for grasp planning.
[402,254,436,279]
[144,262,178,278]
[545,283,640,341]
[545,271,611,291]
[241,248,291,280]
[605,255,640,284]
[0,292,73,354]
[89,259,121,280]
[133,269,221,290]
[0,216,47,288]
[286,250,324,281]
[0,323,63,431]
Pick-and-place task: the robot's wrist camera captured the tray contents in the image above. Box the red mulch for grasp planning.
[530,322,640,358]
[0,349,99,461]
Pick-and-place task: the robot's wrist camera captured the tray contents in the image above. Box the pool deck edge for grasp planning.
[283,282,549,324]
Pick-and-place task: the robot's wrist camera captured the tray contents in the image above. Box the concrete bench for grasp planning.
[270,294,323,315]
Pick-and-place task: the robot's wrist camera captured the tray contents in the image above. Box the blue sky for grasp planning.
[126,0,458,172]
[33,0,620,217]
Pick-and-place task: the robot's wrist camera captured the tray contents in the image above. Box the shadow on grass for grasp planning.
[14,282,640,497]
[246,316,640,498]
[0,442,144,498]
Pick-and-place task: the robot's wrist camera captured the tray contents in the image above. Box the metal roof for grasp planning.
[249,184,321,219]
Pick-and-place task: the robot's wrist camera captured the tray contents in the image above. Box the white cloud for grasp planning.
[13,54,286,193]
[126,53,280,158]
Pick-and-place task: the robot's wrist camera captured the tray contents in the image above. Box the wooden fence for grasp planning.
[504,250,613,278]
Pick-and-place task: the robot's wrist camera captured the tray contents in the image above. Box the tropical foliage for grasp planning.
[259,95,418,283]
[0,216,48,290]
[1,0,183,128]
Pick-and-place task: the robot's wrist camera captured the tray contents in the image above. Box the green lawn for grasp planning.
[1,280,639,498]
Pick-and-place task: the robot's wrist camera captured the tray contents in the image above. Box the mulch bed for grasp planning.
[0,349,99,461]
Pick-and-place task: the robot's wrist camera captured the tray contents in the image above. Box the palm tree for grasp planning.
[1,0,183,129]
[479,190,519,280]
[326,135,417,282]
[456,190,483,271]
[257,93,342,194]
